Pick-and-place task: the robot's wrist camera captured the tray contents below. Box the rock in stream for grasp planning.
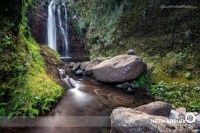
[93,55,146,82]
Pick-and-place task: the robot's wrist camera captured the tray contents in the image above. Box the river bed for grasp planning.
[0,75,153,133]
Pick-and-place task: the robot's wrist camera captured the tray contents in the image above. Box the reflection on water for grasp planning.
[70,88,85,98]
[69,88,94,104]
[0,76,153,133]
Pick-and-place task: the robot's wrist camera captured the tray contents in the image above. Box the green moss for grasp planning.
[40,45,64,87]
[0,26,64,117]
[0,0,64,116]
[16,30,64,116]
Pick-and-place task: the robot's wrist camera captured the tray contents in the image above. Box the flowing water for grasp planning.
[48,0,69,57]
[57,2,69,57]
[47,0,57,51]
[0,0,154,133]
[0,69,153,133]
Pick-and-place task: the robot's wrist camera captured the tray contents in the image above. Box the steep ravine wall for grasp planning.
[29,1,47,45]
[0,0,64,116]
[68,0,200,111]
[69,0,200,84]
[29,0,89,59]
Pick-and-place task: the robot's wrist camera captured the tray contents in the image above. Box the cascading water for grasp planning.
[47,0,70,57]
[47,0,57,51]
[63,3,69,57]
[57,2,69,57]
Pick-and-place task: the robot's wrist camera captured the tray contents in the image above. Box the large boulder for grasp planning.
[85,58,105,76]
[134,101,172,117]
[92,55,146,82]
[111,107,194,133]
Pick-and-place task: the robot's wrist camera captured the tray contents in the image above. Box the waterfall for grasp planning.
[47,0,70,57]
[57,2,69,57]
[47,0,57,51]
[63,3,69,57]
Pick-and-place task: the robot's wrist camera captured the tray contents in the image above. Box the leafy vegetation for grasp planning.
[0,0,64,117]
[133,73,151,89]
[152,81,200,111]
[68,0,129,58]
[69,0,200,111]
[0,0,199,115]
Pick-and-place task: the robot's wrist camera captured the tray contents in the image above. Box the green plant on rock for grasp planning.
[134,73,150,88]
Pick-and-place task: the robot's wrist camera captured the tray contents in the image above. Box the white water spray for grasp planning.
[57,2,69,56]
[48,0,69,57]
[47,0,57,51]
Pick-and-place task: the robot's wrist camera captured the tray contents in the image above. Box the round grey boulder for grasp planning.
[92,55,146,82]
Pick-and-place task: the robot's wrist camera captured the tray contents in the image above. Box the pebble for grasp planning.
[128,49,137,55]
[127,87,132,93]
[75,69,83,75]
[168,110,180,120]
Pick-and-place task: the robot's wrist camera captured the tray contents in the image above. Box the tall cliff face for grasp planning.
[29,0,89,59]
[29,1,47,45]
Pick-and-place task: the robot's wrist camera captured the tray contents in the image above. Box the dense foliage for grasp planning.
[0,0,199,115]
[152,82,200,111]
[0,0,64,116]
[69,0,200,111]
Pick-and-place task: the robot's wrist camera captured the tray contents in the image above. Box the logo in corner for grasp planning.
[185,113,195,124]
